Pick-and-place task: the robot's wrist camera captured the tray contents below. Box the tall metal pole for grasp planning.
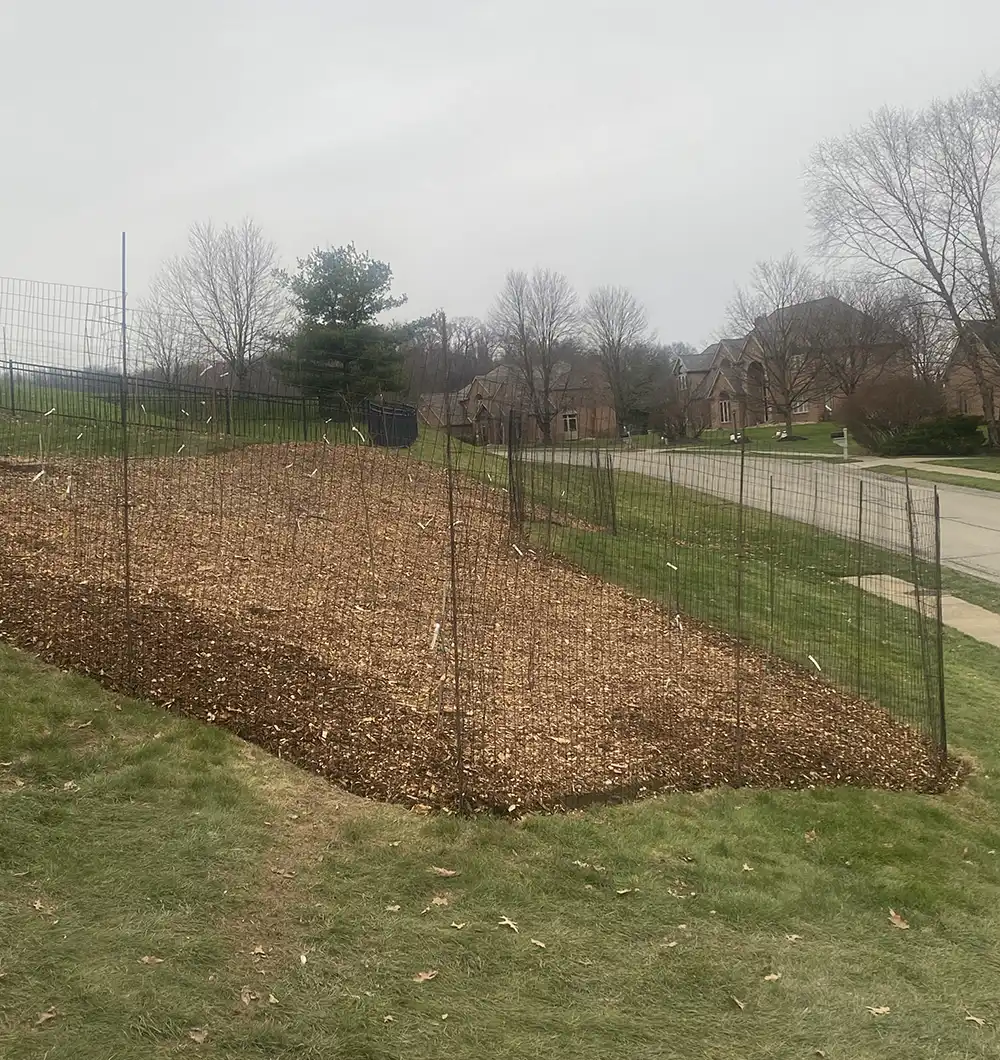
[933,488,948,757]
[854,478,864,696]
[119,232,134,685]
[734,442,746,785]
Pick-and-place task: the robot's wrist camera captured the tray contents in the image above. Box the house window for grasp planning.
[792,398,810,415]
[678,372,689,390]
[959,394,969,414]
[562,412,579,439]
[719,398,732,424]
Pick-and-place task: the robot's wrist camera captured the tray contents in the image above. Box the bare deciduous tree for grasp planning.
[490,268,578,442]
[157,219,285,385]
[582,285,650,426]
[807,79,1000,442]
[811,276,904,397]
[135,278,204,384]
[729,254,825,432]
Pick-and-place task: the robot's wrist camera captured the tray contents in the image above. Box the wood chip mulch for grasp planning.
[0,443,962,810]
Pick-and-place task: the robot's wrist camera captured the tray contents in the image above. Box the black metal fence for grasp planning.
[0,282,961,812]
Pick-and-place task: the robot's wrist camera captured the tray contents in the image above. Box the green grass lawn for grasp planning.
[697,422,862,456]
[6,424,1000,1056]
[867,464,1000,494]
[4,630,1000,1059]
[928,456,1000,474]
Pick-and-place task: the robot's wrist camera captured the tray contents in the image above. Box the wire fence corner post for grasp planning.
[933,486,948,757]
[734,442,747,786]
[118,231,134,689]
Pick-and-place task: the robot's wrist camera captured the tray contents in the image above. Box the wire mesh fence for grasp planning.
[0,278,961,812]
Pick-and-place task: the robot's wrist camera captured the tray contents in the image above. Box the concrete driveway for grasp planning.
[534,448,1000,586]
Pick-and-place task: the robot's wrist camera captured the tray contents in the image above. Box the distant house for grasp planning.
[942,321,1000,418]
[419,362,617,445]
[678,297,907,432]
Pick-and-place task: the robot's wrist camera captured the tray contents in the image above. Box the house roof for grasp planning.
[418,392,470,427]
[678,347,720,373]
[678,338,746,375]
[754,295,900,346]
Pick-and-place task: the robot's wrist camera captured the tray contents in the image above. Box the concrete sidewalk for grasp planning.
[842,574,1000,648]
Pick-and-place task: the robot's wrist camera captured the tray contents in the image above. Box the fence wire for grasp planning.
[0,280,958,812]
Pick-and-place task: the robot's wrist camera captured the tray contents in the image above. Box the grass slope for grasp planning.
[3,633,1000,1059]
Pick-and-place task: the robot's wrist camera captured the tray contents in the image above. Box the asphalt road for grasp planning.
[536,448,1000,586]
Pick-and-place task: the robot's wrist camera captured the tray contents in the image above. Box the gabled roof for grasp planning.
[753,296,900,346]
[678,337,746,375]
[418,392,470,427]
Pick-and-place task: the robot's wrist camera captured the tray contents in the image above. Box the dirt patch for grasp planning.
[0,443,961,809]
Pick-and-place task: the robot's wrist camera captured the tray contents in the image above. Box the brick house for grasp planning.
[679,297,906,432]
[419,362,617,445]
[942,321,1000,418]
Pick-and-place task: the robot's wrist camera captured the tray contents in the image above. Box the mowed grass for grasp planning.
[867,464,1000,494]
[929,455,1000,474]
[698,422,862,456]
[4,633,1000,1059]
[5,428,1000,1056]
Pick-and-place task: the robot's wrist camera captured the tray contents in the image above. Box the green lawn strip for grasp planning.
[929,456,1000,473]
[866,463,1000,494]
[3,635,1000,1059]
[699,422,863,456]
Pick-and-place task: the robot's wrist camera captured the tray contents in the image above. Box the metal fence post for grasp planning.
[933,487,948,757]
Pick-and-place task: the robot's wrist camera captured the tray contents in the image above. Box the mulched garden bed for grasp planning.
[0,443,962,809]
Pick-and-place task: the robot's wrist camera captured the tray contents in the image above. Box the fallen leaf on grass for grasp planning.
[742,863,754,872]
[383,1015,395,1023]
[965,1013,986,1026]
[413,970,438,982]
[251,946,268,958]
[385,905,401,913]
[785,934,803,942]
[867,1006,891,1016]
[271,867,296,879]
[139,955,164,965]
[267,994,279,1006]
[188,1028,208,1044]
[420,906,432,915]
[34,1007,58,1026]
[616,888,635,896]
[62,780,79,792]
[665,940,679,948]
[441,1013,449,1020]
[805,830,817,842]
[431,896,449,907]
[499,916,518,933]
[430,867,459,878]
[299,953,308,966]
[531,939,546,948]
[240,986,259,1006]
[731,996,746,1010]
[450,922,467,930]
[763,972,782,982]
[888,909,909,930]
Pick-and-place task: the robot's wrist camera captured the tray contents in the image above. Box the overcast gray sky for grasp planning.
[2,0,999,347]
